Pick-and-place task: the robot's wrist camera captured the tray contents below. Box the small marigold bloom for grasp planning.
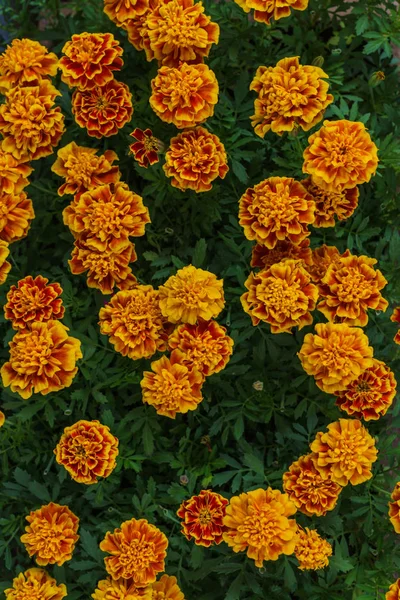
[0,150,32,194]
[223,488,298,566]
[298,322,374,394]
[282,453,342,517]
[302,178,359,228]
[0,240,11,284]
[72,80,133,139]
[129,128,162,168]
[294,527,332,571]
[234,0,308,25]
[310,418,378,486]
[1,320,82,400]
[177,489,228,547]
[0,38,58,92]
[4,568,67,600]
[20,502,79,566]
[150,62,218,128]
[0,410,5,427]
[104,0,149,25]
[395,330,400,345]
[389,483,400,534]
[0,190,35,244]
[303,120,379,191]
[52,142,120,198]
[241,259,318,333]
[100,518,168,584]
[163,126,228,192]
[307,244,342,284]
[168,319,233,376]
[92,577,152,600]
[386,580,400,600]
[251,239,312,270]
[152,575,185,600]
[335,359,397,421]
[159,265,225,324]
[238,177,315,249]
[99,285,169,360]
[59,32,123,90]
[5,275,64,330]
[250,57,333,138]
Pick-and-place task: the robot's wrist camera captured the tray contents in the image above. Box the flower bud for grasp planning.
[369,71,385,87]
[252,381,264,391]
[180,474,189,485]
[312,56,324,68]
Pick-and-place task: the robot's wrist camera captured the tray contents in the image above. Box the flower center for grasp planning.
[238,505,286,549]
[64,153,101,185]
[157,3,202,47]
[120,536,157,573]
[11,331,54,374]
[258,278,305,316]
[96,96,108,109]
[198,508,212,524]
[356,380,370,392]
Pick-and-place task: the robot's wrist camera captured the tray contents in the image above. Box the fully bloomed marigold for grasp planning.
[0,240,11,285]
[129,128,162,168]
[310,418,378,486]
[4,568,67,600]
[20,502,79,566]
[335,359,397,421]
[0,190,35,244]
[223,488,298,566]
[92,577,152,600]
[302,177,359,228]
[0,38,58,92]
[386,580,400,600]
[233,0,308,25]
[150,62,218,128]
[388,483,400,534]
[391,307,400,345]
[104,0,149,25]
[5,275,64,330]
[303,120,379,191]
[100,518,168,584]
[1,320,82,400]
[177,489,228,547]
[294,527,332,571]
[0,150,32,194]
[307,244,342,284]
[152,575,185,600]
[241,259,318,333]
[298,322,374,394]
[250,57,333,137]
[163,126,228,192]
[251,239,312,270]
[238,177,315,248]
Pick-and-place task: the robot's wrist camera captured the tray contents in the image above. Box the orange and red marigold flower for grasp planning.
[0,190,35,244]
[129,128,162,168]
[0,240,12,285]
[389,483,400,534]
[294,527,332,571]
[302,178,359,228]
[251,239,312,270]
[0,38,58,92]
[233,0,308,25]
[0,149,32,194]
[177,489,228,547]
[307,244,342,284]
[5,568,67,600]
[391,307,400,345]
[386,580,400,600]
[5,275,64,330]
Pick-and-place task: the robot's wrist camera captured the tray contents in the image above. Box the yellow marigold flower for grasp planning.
[1,320,82,400]
[5,568,67,600]
[104,0,149,25]
[0,150,32,194]
[0,38,58,92]
[241,259,318,333]
[302,178,359,228]
[152,575,185,600]
[310,418,378,486]
[307,244,342,284]
[177,489,228,547]
[159,265,225,324]
[223,488,298,566]
[250,57,333,137]
[389,483,400,534]
[386,580,400,600]
[251,239,312,270]
[150,62,218,128]
[0,240,12,285]
[99,285,169,360]
[0,410,5,427]
[303,120,379,191]
[5,275,64,330]
[282,453,342,517]
[238,177,315,249]
[92,577,152,600]
[294,527,332,571]
[298,322,374,394]
[163,126,228,192]
[234,0,308,25]
[100,518,168,584]
[0,190,35,244]
[20,502,79,566]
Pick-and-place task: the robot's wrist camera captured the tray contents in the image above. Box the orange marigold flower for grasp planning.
[0,80,65,161]
[335,359,397,421]
[152,575,185,600]
[386,580,400,600]
[0,240,11,285]
[20,502,79,566]
[294,527,332,571]
[150,62,218,128]
[129,128,162,168]
[395,330,400,345]
[52,142,120,198]
[0,150,32,194]
[391,308,400,324]
[302,177,359,228]
[0,410,5,427]
[163,126,228,192]
[59,32,123,90]
[223,488,297,566]
[159,265,225,324]
[307,244,342,283]
[1,320,82,400]
[238,177,315,249]
[72,80,133,139]
[250,57,333,137]
[5,275,64,330]
[54,419,119,485]
[0,38,58,92]
[282,453,342,517]
[104,0,149,25]
[177,489,228,547]
[389,483,400,534]
[241,259,318,333]
[92,577,152,600]
[234,0,308,25]
[99,285,169,360]
[298,322,374,394]
[310,418,378,486]
[303,120,379,191]
[251,239,312,270]
[5,568,67,600]
[168,319,233,376]
[100,518,168,584]
[0,190,35,244]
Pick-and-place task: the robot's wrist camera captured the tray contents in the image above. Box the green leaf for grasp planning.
[14,467,31,487]
[231,159,248,184]
[192,238,207,268]
[79,528,104,563]
[28,481,51,502]
[142,422,154,456]
[224,573,244,600]
[356,14,369,35]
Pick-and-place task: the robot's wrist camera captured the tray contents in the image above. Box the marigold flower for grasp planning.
[310,418,378,486]
[298,322,374,394]
[0,240,11,284]
[5,275,64,330]
[241,260,318,333]
[389,483,400,534]
[335,359,397,421]
[303,120,379,191]
[302,178,359,228]
[234,0,308,25]
[391,308,400,345]
[1,320,82,400]
[395,331,400,345]
[163,127,228,192]
[5,568,67,600]
[20,502,79,566]
[223,488,297,566]
[152,575,185,600]
[168,319,233,376]
[386,580,400,600]
[129,128,162,168]
[72,80,133,138]
[282,453,342,517]
[251,239,312,270]
[294,527,332,571]
[0,190,35,244]
[92,577,152,600]
[159,265,225,324]
[0,38,58,92]
[238,177,315,249]
[177,489,228,547]
[0,410,5,427]
[150,62,218,128]
[250,57,333,137]
[0,150,32,194]
[100,518,168,584]
[59,32,123,90]
[104,0,149,25]
[307,244,342,283]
